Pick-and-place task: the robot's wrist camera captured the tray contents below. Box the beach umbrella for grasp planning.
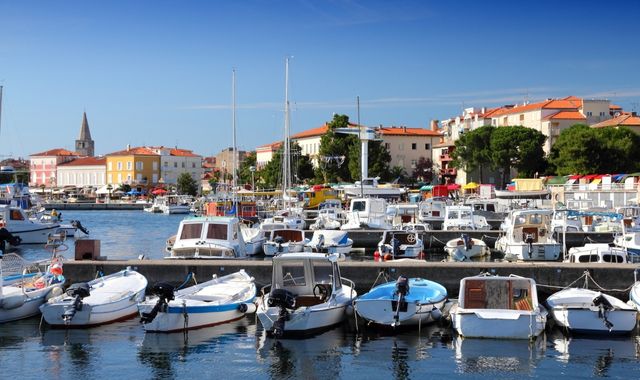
[152,188,167,195]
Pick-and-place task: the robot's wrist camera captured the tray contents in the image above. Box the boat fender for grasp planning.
[1,294,26,310]
[383,253,393,261]
[430,306,443,321]
[238,302,257,314]
[46,286,64,301]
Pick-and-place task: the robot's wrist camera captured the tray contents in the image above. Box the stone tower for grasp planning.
[75,112,95,157]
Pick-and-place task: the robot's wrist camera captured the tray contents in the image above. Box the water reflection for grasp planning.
[256,325,348,379]
[138,317,253,379]
[453,335,546,375]
[0,317,41,349]
[549,328,640,377]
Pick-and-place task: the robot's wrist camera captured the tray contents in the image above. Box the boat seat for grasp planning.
[294,295,324,308]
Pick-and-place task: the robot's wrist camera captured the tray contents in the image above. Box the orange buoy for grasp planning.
[383,253,393,261]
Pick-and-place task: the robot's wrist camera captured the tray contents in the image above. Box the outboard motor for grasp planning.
[593,294,614,331]
[525,233,535,255]
[267,288,296,338]
[62,282,91,323]
[140,283,175,324]
[314,234,325,253]
[393,275,410,326]
[274,236,285,254]
[71,220,90,235]
[461,233,473,251]
[391,235,400,258]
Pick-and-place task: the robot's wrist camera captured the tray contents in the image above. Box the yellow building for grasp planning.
[105,146,160,187]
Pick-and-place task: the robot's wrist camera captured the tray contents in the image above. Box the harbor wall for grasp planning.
[61,260,640,300]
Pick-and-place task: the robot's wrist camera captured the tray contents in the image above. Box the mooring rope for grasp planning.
[535,270,635,293]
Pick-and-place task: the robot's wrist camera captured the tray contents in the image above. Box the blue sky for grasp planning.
[1,0,639,158]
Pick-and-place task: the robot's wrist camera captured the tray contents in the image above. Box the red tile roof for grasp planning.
[592,113,640,128]
[30,148,78,157]
[378,127,442,136]
[543,110,586,120]
[609,104,623,110]
[58,157,107,167]
[170,148,199,157]
[490,96,582,117]
[106,147,158,156]
[290,122,360,139]
[256,141,283,150]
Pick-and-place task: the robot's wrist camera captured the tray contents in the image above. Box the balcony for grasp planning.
[440,168,457,176]
[440,153,452,161]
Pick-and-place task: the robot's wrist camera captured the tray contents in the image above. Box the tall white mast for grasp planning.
[0,86,3,142]
[232,69,238,216]
[283,58,291,208]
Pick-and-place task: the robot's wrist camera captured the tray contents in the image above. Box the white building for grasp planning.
[149,147,203,184]
[56,157,106,187]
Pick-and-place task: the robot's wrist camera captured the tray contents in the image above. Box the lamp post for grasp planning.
[249,166,256,193]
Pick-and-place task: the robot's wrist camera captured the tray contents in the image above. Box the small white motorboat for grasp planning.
[444,234,490,261]
[40,268,147,327]
[354,276,447,327]
[256,252,356,337]
[0,254,65,323]
[263,228,308,257]
[450,274,547,339]
[495,209,561,261]
[376,230,423,259]
[442,205,489,231]
[304,230,353,255]
[340,197,393,230]
[546,287,637,335]
[564,243,628,263]
[138,270,256,332]
[0,205,60,244]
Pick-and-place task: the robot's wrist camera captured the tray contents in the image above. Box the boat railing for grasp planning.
[340,276,357,299]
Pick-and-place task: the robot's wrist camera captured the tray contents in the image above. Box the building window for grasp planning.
[163,161,168,167]
[108,174,112,183]
[153,161,158,170]
[108,162,112,171]
[587,111,593,117]
[127,161,132,170]
[519,114,524,121]
[136,161,143,170]
[152,174,158,183]
[182,162,185,168]
[192,162,196,168]
[136,174,142,182]
[411,143,417,150]
[411,160,417,168]
[174,162,178,168]
[117,162,122,170]
[599,111,605,117]
[117,173,122,183]
[399,143,404,151]
[425,143,430,150]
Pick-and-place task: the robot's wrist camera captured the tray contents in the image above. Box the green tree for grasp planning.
[411,157,435,183]
[490,126,546,186]
[176,173,198,196]
[238,151,257,186]
[259,141,314,189]
[347,140,391,181]
[451,125,495,183]
[389,166,408,183]
[317,114,358,183]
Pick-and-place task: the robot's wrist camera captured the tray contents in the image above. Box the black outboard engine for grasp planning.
[393,275,410,326]
[593,294,614,331]
[274,236,285,254]
[461,233,473,251]
[525,233,535,255]
[0,228,21,253]
[62,282,91,323]
[391,235,400,258]
[140,283,175,324]
[71,220,90,235]
[267,288,296,337]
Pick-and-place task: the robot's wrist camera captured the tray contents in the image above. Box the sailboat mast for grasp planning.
[283,58,291,207]
[232,69,238,216]
[0,86,3,141]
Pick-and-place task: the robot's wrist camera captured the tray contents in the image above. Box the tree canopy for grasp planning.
[451,125,494,182]
[490,126,547,182]
[549,124,640,175]
[317,114,358,183]
[259,141,314,189]
[176,173,198,196]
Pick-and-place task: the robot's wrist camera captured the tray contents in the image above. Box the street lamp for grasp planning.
[249,166,256,193]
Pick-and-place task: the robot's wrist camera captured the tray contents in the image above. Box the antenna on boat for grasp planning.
[232,69,238,217]
[283,57,291,211]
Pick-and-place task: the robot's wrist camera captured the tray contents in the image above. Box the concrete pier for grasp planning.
[62,260,640,300]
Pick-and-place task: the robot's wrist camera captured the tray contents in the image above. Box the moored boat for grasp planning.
[304,230,353,255]
[354,276,447,327]
[444,234,490,261]
[376,230,423,259]
[138,270,256,332]
[40,268,147,327]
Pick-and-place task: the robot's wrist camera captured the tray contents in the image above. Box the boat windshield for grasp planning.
[206,223,228,240]
[352,201,366,212]
[313,261,333,285]
[180,223,203,239]
[280,261,306,287]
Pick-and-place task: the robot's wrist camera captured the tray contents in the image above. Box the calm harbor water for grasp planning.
[5,210,640,379]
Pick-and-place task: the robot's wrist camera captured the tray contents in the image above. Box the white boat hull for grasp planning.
[0,285,59,323]
[139,304,248,333]
[549,308,637,334]
[9,225,60,244]
[355,298,446,326]
[444,239,490,259]
[257,299,349,335]
[496,238,561,261]
[452,306,547,339]
[40,269,147,327]
[263,241,305,257]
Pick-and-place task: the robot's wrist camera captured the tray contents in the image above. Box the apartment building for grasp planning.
[29,148,79,187]
[56,156,106,187]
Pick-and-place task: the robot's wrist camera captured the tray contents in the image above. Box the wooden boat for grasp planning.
[450,274,547,339]
[546,287,637,335]
[256,252,356,337]
[40,268,147,327]
[138,270,256,332]
[354,276,447,327]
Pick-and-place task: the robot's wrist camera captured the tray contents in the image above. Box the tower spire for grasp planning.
[76,111,95,156]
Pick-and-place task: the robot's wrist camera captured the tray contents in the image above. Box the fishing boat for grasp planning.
[340,197,393,230]
[546,287,637,335]
[444,234,490,261]
[40,268,147,327]
[138,270,256,332]
[165,216,263,259]
[304,230,353,255]
[495,209,561,261]
[262,228,308,257]
[376,230,423,259]
[0,205,60,244]
[442,205,490,231]
[0,254,65,323]
[354,276,447,327]
[256,252,356,337]
[450,274,547,339]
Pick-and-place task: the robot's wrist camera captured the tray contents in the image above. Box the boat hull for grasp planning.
[0,285,58,323]
[549,308,637,335]
[452,307,547,339]
[257,302,349,336]
[496,238,561,261]
[355,298,445,326]
[9,225,60,244]
[138,303,249,333]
